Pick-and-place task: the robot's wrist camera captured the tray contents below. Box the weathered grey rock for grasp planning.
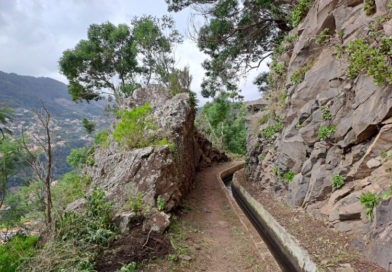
[366,158,381,169]
[67,86,227,231]
[303,161,332,206]
[287,174,309,207]
[65,198,87,214]
[142,208,170,234]
[113,211,137,233]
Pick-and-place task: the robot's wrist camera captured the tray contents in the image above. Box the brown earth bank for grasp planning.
[141,162,280,272]
[237,168,386,272]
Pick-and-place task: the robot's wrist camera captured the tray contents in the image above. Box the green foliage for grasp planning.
[360,192,379,221]
[258,153,266,161]
[345,38,392,86]
[94,129,108,147]
[380,149,387,158]
[295,121,302,129]
[55,186,114,246]
[113,103,155,149]
[86,157,95,167]
[196,95,246,155]
[166,0,295,99]
[381,185,392,200]
[335,44,343,59]
[331,175,345,189]
[60,16,182,104]
[0,103,14,138]
[117,262,137,272]
[0,234,39,272]
[273,167,279,176]
[0,136,25,206]
[315,28,330,45]
[52,172,92,210]
[318,125,336,140]
[283,171,295,183]
[260,122,282,139]
[66,148,87,169]
[364,0,376,15]
[290,61,314,83]
[290,0,312,27]
[388,0,392,9]
[157,195,165,211]
[321,106,332,120]
[129,192,150,217]
[259,113,270,124]
[82,118,96,134]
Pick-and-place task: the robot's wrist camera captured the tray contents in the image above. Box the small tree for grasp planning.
[21,104,53,226]
[0,103,14,139]
[0,137,24,208]
[82,118,96,134]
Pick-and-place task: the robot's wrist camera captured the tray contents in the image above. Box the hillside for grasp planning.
[0,71,111,184]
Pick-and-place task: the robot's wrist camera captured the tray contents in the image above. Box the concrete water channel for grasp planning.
[221,169,318,272]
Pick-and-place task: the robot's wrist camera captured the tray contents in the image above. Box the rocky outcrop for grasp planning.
[67,85,227,233]
[246,0,392,269]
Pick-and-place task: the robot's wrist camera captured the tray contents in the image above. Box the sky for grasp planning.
[0,0,267,104]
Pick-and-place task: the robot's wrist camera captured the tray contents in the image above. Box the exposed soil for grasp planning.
[143,162,280,271]
[236,168,386,272]
[95,224,170,272]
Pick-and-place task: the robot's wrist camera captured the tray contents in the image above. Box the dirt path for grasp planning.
[144,162,280,272]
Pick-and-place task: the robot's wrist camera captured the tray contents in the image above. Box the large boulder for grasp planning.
[67,86,227,229]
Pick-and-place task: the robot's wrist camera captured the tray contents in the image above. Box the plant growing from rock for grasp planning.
[318,125,336,140]
[283,171,295,183]
[260,122,283,140]
[295,120,302,129]
[360,192,379,221]
[315,28,330,45]
[364,0,376,15]
[389,0,392,9]
[259,113,270,125]
[321,106,332,120]
[290,61,314,84]
[346,38,392,86]
[331,175,345,189]
[290,0,312,27]
[258,153,266,161]
[157,195,165,211]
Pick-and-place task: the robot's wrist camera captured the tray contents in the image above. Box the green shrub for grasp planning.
[129,192,145,216]
[321,106,332,120]
[55,186,114,246]
[335,44,343,59]
[360,192,379,221]
[258,153,266,161]
[113,102,156,149]
[94,129,108,146]
[380,149,387,158]
[290,0,312,27]
[290,61,314,83]
[295,121,301,129]
[283,171,295,183]
[0,234,39,272]
[315,28,330,45]
[388,0,392,9]
[331,175,345,189]
[117,262,137,272]
[86,157,95,166]
[318,125,336,140]
[66,148,87,169]
[259,113,270,124]
[346,38,392,86]
[273,167,279,175]
[364,0,376,15]
[157,195,165,211]
[260,122,282,139]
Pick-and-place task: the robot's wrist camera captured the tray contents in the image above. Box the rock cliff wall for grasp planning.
[246,0,392,268]
[68,85,227,232]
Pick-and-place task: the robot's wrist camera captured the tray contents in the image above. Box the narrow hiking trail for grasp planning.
[144,162,280,272]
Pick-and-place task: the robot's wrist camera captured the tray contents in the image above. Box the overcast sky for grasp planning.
[0,0,266,104]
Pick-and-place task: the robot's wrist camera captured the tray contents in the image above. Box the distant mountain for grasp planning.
[0,71,111,186]
[0,70,104,118]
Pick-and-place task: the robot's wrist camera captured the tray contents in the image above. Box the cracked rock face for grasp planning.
[67,86,228,232]
[245,0,392,268]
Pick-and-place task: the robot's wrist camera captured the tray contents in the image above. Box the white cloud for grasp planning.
[0,0,265,105]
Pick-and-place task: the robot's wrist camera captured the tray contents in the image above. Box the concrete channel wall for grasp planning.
[218,163,319,272]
